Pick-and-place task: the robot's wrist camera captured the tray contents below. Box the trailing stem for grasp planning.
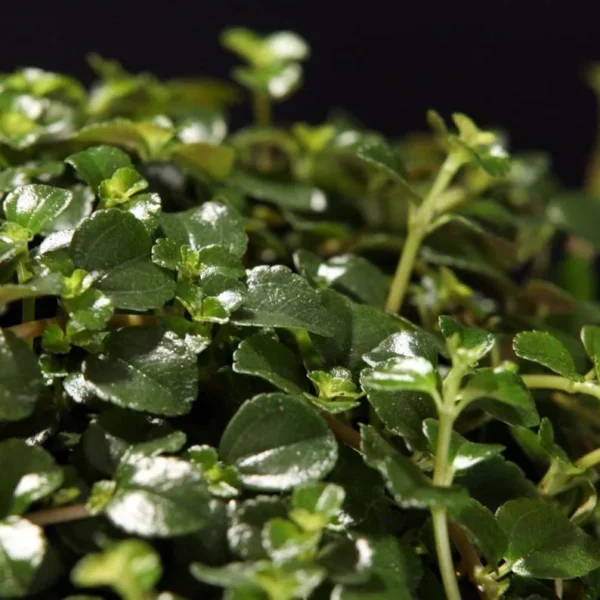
[386,154,463,314]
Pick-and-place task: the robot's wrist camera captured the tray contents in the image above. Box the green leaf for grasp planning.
[314,254,388,307]
[363,331,439,368]
[228,496,288,560]
[66,145,132,191]
[185,445,241,498]
[581,325,600,380]
[122,192,161,232]
[361,426,467,509]
[423,419,505,475]
[169,142,235,180]
[4,184,73,234]
[463,367,540,427]
[233,63,303,100]
[0,274,64,307]
[439,315,495,365]
[547,192,600,251]
[64,288,114,332]
[219,393,338,491]
[513,331,582,380]
[353,139,408,182]
[83,325,198,416]
[0,330,43,421]
[289,482,345,532]
[233,333,308,395]
[312,289,405,373]
[448,498,507,564]
[82,407,186,475]
[71,539,161,599]
[333,536,422,600]
[307,367,362,413]
[106,456,212,537]
[228,170,322,211]
[497,498,600,579]
[70,209,175,310]
[360,357,439,399]
[98,166,148,205]
[262,518,321,565]
[232,266,333,336]
[0,439,63,518]
[160,201,247,257]
[42,185,95,234]
[0,517,48,598]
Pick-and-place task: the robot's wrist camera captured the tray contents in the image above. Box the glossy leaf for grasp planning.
[232,266,333,336]
[581,325,600,379]
[66,145,132,191]
[233,333,308,395]
[4,184,73,234]
[0,439,63,518]
[106,456,212,537]
[289,482,345,532]
[219,393,338,491]
[513,331,582,380]
[439,315,495,365]
[0,330,43,421]
[363,330,439,368]
[83,325,198,416]
[70,209,175,310]
[497,498,600,579]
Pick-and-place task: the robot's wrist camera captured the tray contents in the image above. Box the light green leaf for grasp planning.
[71,539,161,599]
[0,439,63,518]
[42,185,95,234]
[497,498,600,579]
[70,209,175,310]
[513,331,582,381]
[233,63,303,100]
[219,393,338,491]
[106,456,212,537]
[439,315,495,365]
[360,357,439,399]
[0,330,43,421]
[262,518,321,565]
[307,367,362,413]
[169,142,235,180]
[463,367,540,427]
[0,517,48,598]
[233,333,308,395]
[83,325,198,416]
[64,288,114,332]
[361,426,467,509]
[581,325,600,380]
[98,166,148,205]
[160,201,247,257]
[66,145,132,191]
[4,184,73,234]
[289,482,345,532]
[232,266,333,336]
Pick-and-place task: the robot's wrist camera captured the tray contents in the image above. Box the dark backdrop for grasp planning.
[2,1,600,185]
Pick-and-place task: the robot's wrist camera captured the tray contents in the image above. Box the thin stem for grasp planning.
[322,413,361,449]
[27,503,89,526]
[522,374,600,402]
[253,92,271,127]
[552,392,600,429]
[432,506,462,600]
[576,447,600,470]
[7,314,158,340]
[385,153,462,314]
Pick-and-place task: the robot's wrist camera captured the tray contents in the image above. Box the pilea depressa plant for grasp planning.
[3,27,600,600]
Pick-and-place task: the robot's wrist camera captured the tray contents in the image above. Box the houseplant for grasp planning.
[1,27,600,599]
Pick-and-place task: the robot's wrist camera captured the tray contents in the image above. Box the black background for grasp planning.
[2,1,600,186]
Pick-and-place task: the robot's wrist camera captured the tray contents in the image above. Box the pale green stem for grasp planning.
[253,92,271,127]
[386,154,463,314]
[522,374,600,402]
[576,447,600,470]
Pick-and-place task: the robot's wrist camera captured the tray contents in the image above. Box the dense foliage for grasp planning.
[3,27,600,600]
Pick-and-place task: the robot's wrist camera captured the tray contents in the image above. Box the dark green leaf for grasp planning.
[581,325,600,380]
[0,439,63,518]
[4,184,73,234]
[497,498,600,579]
[439,315,495,365]
[219,393,338,491]
[448,498,507,564]
[361,426,467,509]
[547,192,600,251]
[233,333,308,395]
[83,325,198,416]
[513,331,581,380]
[0,330,43,421]
[0,274,64,307]
[107,456,212,537]
[363,331,439,368]
[66,145,132,191]
[232,266,333,336]
[160,201,247,257]
[463,367,540,427]
[70,209,175,310]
